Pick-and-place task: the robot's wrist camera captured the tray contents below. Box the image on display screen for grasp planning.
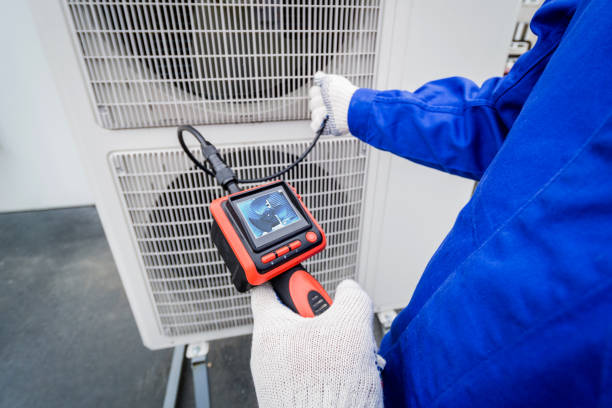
[237,189,300,239]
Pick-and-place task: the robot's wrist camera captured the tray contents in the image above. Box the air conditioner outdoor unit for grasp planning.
[30,0,518,349]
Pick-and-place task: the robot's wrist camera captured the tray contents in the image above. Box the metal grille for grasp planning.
[65,0,382,129]
[110,138,368,338]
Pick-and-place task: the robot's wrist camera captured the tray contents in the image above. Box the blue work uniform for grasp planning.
[347,0,612,406]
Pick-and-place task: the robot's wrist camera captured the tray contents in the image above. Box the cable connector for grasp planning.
[200,144,238,192]
[178,120,327,194]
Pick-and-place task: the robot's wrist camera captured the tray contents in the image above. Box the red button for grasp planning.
[305,231,318,243]
[289,240,301,250]
[261,253,276,263]
[275,246,290,256]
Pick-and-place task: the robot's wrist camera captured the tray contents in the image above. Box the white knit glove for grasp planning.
[309,72,358,136]
[250,280,383,408]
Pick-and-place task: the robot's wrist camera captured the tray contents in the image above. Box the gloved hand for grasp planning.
[309,72,358,136]
[250,280,383,408]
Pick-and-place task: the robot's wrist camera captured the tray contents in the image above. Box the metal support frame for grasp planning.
[187,342,211,408]
[163,345,185,408]
[162,342,211,408]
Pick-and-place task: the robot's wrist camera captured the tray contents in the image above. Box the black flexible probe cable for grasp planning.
[177,118,328,191]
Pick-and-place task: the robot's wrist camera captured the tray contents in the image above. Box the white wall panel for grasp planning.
[0,2,93,212]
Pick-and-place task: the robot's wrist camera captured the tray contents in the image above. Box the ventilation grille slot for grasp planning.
[65,0,381,129]
[110,138,367,338]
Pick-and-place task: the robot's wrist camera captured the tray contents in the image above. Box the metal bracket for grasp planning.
[162,342,212,408]
[186,342,210,360]
[187,342,211,408]
[377,310,398,336]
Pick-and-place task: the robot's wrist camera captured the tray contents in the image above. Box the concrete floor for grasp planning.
[0,206,257,408]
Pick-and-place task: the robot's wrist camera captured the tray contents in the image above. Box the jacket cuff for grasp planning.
[348,88,378,139]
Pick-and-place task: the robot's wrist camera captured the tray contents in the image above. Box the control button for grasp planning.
[289,240,302,250]
[305,231,318,243]
[275,246,290,256]
[261,253,276,263]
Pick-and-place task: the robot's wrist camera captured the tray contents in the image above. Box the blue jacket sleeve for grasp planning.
[347,0,570,180]
[348,78,506,180]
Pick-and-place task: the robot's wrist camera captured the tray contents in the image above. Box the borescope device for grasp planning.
[178,122,332,317]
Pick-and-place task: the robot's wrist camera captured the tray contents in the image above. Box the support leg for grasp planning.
[163,345,185,408]
[187,342,211,408]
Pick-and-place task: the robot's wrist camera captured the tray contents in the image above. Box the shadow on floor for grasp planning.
[0,206,256,408]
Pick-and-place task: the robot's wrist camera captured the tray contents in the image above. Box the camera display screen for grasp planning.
[236,188,302,240]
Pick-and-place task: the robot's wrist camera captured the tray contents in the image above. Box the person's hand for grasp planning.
[309,72,358,136]
[250,280,383,408]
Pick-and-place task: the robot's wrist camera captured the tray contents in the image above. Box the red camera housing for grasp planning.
[210,181,326,292]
